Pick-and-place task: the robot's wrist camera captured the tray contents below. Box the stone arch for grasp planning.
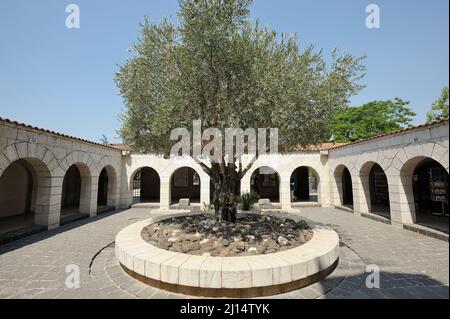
[334,164,354,208]
[290,166,320,204]
[359,161,391,219]
[250,166,280,202]
[169,166,202,205]
[130,166,161,204]
[0,157,55,230]
[97,165,118,211]
[97,155,121,177]
[400,156,449,231]
[0,142,58,175]
[60,162,92,218]
[60,151,96,175]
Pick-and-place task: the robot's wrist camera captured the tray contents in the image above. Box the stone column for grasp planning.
[319,168,331,208]
[119,169,132,209]
[240,173,251,194]
[387,174,415,226]
[332,170,343,207]
[34,175,63,230]
[160,177,171,210]
[353,172,369,215]
[79,174,98,217]
[280,174,291,210]
[200,175,210,207]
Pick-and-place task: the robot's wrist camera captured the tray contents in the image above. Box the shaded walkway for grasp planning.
[0,207,448,299]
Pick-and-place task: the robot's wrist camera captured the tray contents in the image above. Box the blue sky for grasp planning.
[0,0,448,143]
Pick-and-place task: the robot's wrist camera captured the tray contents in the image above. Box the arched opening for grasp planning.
[131,167,160,204]
[97,168,108,207]
[290,166,319,203]
[0,159,38,234]
[97,166,117,213]
[334,165,353,208]
[61,164,90,218]
[367,163,390,219]
[412,159,449,233]
[170,167,201,205]
[342,167,353,207]
[250,166,280,202]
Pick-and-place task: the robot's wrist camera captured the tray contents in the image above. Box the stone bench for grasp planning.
[178,198,190,209]
[257,198,272,210]
[115,213,340,298]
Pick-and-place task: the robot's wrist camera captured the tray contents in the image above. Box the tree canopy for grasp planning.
[427,87,449,123]
[116,0,365,156]
[115,0,366,222]
[331,98,416,143]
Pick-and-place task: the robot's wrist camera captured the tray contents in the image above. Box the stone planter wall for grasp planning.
[115,214,340,297]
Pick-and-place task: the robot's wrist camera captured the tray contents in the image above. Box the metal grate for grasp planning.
[132,170,142,199]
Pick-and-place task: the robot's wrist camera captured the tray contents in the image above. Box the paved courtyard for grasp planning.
[0,207,448,299]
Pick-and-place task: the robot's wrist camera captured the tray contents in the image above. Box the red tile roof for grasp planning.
[328,118,449,151]
[1,116,448,154]
[0,116,122,151]
[107,144,134,151]
[290,118,448,152]
[291,142,348,152]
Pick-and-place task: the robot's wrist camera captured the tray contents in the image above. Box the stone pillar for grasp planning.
[160,177,171,210]
[280,174,291,210]
[34,175,63,230]
[319,168,330,208]
[241,173,251,194]
[107,173,120,209]
[332,170,343,207]
[388,174,415,226]
[119,169,132,209]
[200,175,210,207]
[353,173,369,215]
[79,174,98,217]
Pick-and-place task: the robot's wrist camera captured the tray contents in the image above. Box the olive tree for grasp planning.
[116,0,365,223]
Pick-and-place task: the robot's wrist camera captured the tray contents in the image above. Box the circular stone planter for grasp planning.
[115,213,340,298]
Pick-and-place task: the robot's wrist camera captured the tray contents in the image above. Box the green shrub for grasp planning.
[237,192,259,211]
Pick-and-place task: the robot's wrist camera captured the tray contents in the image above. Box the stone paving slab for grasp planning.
[0,207,448,299]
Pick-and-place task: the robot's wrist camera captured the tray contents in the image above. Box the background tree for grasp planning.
[116,0,365,223]
[100,134,109,145]
[427,87,449,122]
[331,98,416,143]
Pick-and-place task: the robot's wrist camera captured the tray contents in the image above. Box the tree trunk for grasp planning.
[210,163,239,223]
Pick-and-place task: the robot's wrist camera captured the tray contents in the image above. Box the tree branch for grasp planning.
[193,158,212,176]
[239,155,257,178]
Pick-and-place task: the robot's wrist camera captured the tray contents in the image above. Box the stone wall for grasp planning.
[1,118,448,231]
[0,120,122,229]
[328,121,449,226]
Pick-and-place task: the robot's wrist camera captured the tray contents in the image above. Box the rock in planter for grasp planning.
[190,242,200,251]
[236,241,246,251]
[141,213,313,257]
[277,236,288,246]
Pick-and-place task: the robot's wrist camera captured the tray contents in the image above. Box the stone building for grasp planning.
[0,116,448,239]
